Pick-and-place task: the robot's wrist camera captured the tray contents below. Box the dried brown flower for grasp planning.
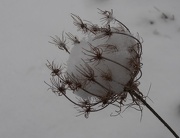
[46,60,64,76]
[49,32,70,54]
[71,14,89,33]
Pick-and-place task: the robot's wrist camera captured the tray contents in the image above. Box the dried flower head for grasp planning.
[94,25,113,40]
[76,104,92,118]
[99,68,113,82]
[46,9,144,118]
[98,8,114,24]
[45,77,66,96]
[49,32,70,54]
[71,14,89,33]
[65,73,85,91]
[46,60,64,76]
[87,22,101,34]
[75,61,96,82]
[82,43,104,65]
[45,9,180,138]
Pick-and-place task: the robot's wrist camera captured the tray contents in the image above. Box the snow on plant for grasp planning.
[46,9,179,138]
[46,9,143,117]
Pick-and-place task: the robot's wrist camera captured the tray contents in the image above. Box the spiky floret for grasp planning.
[49,32,70,54]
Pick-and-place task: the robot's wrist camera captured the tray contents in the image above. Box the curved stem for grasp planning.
[132,92,179,138]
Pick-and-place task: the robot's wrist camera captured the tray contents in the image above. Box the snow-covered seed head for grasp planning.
[46,9,143,118]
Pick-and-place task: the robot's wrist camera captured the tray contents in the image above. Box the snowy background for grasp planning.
[0,0,180,138]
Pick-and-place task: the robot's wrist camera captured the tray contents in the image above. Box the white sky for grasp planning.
[0,0,180,138]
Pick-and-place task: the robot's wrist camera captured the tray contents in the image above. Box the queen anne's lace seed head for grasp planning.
[46,9,143,118]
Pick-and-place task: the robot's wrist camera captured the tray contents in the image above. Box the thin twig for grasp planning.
[133,91,180,138]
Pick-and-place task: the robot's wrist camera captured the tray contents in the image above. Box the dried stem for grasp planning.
[132,91,179,138]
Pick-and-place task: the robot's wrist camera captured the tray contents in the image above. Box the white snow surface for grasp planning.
[0,0,180,138]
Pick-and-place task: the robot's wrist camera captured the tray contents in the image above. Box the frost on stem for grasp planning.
[46,9,144,118]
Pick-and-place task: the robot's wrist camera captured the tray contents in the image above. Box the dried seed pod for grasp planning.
[47,9,143,117]
[46,10,180,138]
